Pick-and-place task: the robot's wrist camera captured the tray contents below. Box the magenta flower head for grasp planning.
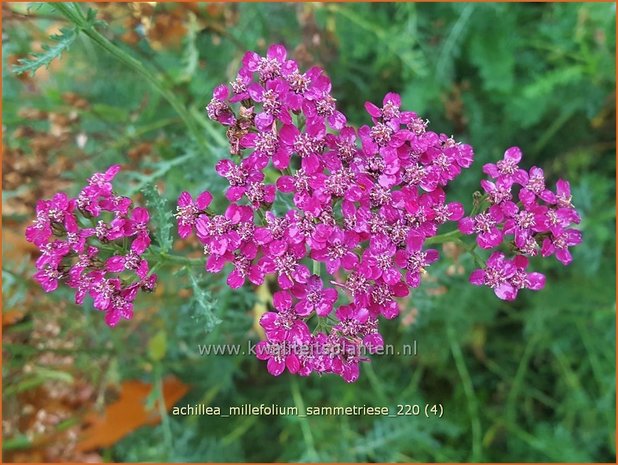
[482,146,527,186]
[469,252,546,301]
[260,291,311,342]
[465,146,581,300]
[25,45,583,358]
[458,206,504,249]
[394,232,440,288]
[25,165,158,327]
[176,43,479,382]
[255,339,302,376]
[174,45,581,382]
[291,275,338,317]
[469,251,518,300]
[26,192,75,247]
[176,190,213,239]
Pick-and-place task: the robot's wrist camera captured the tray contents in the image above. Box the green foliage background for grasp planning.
[2,2,616,462]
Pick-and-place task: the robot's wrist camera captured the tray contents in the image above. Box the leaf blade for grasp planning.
[13,27,78,76]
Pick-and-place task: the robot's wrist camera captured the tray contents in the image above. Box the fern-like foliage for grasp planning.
[141,183,174,253]
[13,27,78,76]
[188,269,221,332]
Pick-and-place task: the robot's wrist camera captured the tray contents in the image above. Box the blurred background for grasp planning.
[2,2,616,462]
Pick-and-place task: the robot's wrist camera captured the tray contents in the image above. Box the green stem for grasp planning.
[455,238,485,269]
[447,323,482,462]
[149,251,204,267]
[424,221,484,268]
[424,229,462,245]
[312,259,321,276]
[55,3,211,153]
[290,378,319,461]
[505,334,540,424]
[110,117,181,150]
[364,363,389,405]
[155,365,174,458]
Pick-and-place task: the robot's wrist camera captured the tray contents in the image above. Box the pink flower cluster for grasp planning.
[25,165,157,327]
[461,147,582,300]
[179,44,476,382]
[25,44,583,383]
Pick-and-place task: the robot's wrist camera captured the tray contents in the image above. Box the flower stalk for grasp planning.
[54,3,211,153]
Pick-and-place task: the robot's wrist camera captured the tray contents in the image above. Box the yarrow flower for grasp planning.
[26,44,583,382]
[24,44,583,382]
[469,252,545,300]
[26,165,158,327]
[187,43,482,382]
[460,146,582,300]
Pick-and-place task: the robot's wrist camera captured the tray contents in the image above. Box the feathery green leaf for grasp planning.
[13,27,78,76]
